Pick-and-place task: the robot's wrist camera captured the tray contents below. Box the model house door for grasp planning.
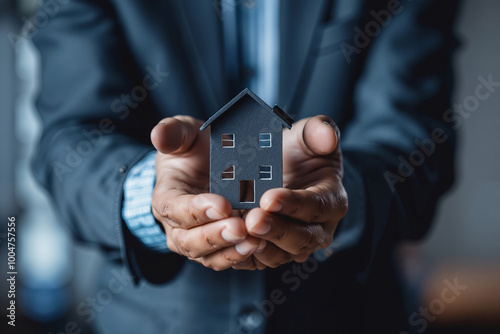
[239,180,255,203]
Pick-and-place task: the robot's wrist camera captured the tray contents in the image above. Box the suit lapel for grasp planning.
[175,0,228,117]
[278,0,328,114]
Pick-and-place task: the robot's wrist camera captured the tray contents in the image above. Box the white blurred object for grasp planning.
[15,36,73,321]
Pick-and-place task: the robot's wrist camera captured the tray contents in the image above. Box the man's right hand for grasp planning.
[151,116,264,271]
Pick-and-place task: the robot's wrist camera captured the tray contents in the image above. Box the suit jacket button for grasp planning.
[237,309,263,330]
[118,166,127,174]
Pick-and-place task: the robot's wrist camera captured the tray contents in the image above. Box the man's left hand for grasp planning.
[234,116,348,270]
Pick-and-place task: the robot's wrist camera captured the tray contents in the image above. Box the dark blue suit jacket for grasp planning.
[33,0,459,333]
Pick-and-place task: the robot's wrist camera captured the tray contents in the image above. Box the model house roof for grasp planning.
[200,88,294,131]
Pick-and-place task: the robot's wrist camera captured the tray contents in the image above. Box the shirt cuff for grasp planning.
[122,151,169,252]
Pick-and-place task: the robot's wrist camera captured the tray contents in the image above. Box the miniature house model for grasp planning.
[200,88,294,209]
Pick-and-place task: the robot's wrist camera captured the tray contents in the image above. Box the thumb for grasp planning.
[150,116,201,154]
[295,116,340,156]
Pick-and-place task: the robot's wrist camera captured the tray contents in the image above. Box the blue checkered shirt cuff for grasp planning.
[122,151,169,252]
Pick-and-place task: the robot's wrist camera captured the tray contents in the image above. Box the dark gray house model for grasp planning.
[200,88,294,209]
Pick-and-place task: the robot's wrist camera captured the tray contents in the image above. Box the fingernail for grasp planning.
[221,226,244,243]
[206,207,225,220]
[322,120,340,142]
[159,121,166,124]
[256,240,267,252]
[265,201,282,213]
[248,217,271,235]
[235,240,258,255]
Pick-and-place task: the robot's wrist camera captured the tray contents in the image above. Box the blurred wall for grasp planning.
[420,0,500,264]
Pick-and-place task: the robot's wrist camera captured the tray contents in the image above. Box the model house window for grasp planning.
[221,165,235,180]
[221,134,235,148]
[259,133,272,147]
[259,165,272,180]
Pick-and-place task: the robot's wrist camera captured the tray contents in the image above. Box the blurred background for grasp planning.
[1,0,499,333]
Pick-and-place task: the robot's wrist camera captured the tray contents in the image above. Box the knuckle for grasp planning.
[332,189,348,220]
[274,252,293,267]
[293,227,316,255]
[210,261,227,272]
[256,263,267,270]
[187,196,202,226]
[234,262,256,271]
[273,223,289,243]
[236,258,253,269]
[310,194,327,222]
[190,212,201,226]
[212,265,224,272]
[200,257,230,272]
[295,254,310,263]
[202,261,216,271]
[326,233,334,248]
[178,237,193,258]
[338,193,349,217]
[158,199,174,219]
[223,253,238,265]
[201,226,218,250]
[263,250,292,268]
[246,264,257,270]
[254,248,276,267]
[189,249,203,258]
[267,261,280,268]
[290,191,301,215]
[317,234,332,249]
[311,224,331,249]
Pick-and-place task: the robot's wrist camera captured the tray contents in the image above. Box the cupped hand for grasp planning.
[237,116,348,270]
[151,116,264,271]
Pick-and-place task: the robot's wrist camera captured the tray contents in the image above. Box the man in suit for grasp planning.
[32,0,460,333]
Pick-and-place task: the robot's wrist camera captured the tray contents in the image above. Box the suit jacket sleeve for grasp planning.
[32,0,184,284]
[334,0,459,281]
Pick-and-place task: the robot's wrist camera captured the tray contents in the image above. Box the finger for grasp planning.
[253,256,269,270]
[287,116,340,157]
[197,236,261,271]
[151,116,203,154]
[260,185,347,224]
[231,257,257,271]
[153,191,232,229]
[294,254,311,263]
[251,241,296,268]
[167,217,247,258]
[232,240,267,270]
[245,208,332,255]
